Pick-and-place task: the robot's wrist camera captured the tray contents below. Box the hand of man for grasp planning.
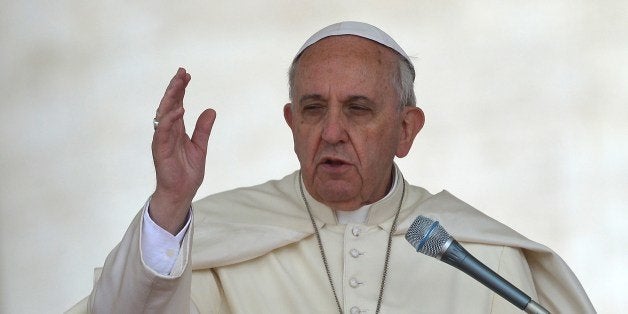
[149,68,216,235]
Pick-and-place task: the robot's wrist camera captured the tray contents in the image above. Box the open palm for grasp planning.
[150,68,216,234]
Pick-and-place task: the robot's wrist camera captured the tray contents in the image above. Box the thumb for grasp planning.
[191,108,217,152]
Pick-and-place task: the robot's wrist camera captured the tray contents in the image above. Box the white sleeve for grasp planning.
[140,199,192,275]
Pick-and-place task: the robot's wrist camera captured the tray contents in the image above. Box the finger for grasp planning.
[191,108,217,152]
[154,107,185,145]
[157,68,190,118]
[162,69,188,110]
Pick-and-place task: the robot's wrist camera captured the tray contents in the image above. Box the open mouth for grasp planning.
[321,158,349,168]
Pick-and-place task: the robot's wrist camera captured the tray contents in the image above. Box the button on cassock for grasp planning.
[349,277,362,288]
[349,248,361,258]
[352,226,361,236]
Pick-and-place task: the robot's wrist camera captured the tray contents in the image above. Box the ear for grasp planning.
[283,103,294,130]
[395,106,425,158]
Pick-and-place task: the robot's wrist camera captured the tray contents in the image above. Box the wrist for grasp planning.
[149,190,192,235]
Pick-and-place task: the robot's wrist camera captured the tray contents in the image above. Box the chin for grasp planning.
[315,181,358,204]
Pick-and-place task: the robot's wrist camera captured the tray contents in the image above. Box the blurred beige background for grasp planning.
[1,1,626,313]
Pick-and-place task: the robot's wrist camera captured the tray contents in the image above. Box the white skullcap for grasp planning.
[295,21,413,69]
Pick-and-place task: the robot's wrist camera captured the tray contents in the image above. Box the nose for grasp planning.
[321,107,348,144]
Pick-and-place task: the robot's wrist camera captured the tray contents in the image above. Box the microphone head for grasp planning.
[405,215,452,258]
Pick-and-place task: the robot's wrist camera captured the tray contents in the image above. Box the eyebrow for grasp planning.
[299,94,325,105]
[299,94,375,105]
[345,95,374,105]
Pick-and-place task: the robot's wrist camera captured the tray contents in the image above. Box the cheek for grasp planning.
[294,128,318,162]
[354,124,399,165]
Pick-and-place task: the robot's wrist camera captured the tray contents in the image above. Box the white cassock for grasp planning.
[68,166,595,313]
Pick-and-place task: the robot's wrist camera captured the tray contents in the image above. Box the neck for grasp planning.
[298,164,402,226]
[312,166,396,211]
[334,166,397,211]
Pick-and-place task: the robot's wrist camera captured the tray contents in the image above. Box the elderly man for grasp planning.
[71,22,594,313]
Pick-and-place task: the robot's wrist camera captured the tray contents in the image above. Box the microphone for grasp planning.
[405,215,550,314]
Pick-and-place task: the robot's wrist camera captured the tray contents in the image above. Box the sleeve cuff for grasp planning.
[140,198,192,275]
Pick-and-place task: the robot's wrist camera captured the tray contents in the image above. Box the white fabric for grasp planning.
[141,200,191,275]
[295,21,412,64]
[68,167,594,313]
[183,168,594,312]
[336,205,370,224]
[143,170,399,274]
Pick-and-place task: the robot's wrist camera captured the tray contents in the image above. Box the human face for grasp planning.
[284,36,423,211]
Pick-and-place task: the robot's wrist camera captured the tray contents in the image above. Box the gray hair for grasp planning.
[288,52,416,109]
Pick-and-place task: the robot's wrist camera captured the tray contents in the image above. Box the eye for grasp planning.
[348,104,372,114]
[303,103,322,110]
[350,104,368,110]
[302,103,324,112]
[300,103,326,121]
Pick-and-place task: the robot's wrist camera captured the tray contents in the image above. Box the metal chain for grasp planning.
[375,180,405,314]
[298,172,406,314]
[298,176,344,314]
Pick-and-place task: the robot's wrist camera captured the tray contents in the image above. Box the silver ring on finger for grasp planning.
[153,117,159,130]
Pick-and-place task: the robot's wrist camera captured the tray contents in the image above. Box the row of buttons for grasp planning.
[350,225,365,314]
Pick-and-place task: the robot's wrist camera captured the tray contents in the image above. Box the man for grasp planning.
[69,22,594,313]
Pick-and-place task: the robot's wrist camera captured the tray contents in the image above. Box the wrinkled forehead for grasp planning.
[293,36,400,104]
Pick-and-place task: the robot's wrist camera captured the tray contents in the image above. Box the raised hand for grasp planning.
[149,68,216,234]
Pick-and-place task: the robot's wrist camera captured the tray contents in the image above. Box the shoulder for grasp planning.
[193,170,305,220]
[398,189,547,252]
[189,170,314,268]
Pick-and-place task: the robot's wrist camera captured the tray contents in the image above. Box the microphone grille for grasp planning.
[405,215,452,258]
